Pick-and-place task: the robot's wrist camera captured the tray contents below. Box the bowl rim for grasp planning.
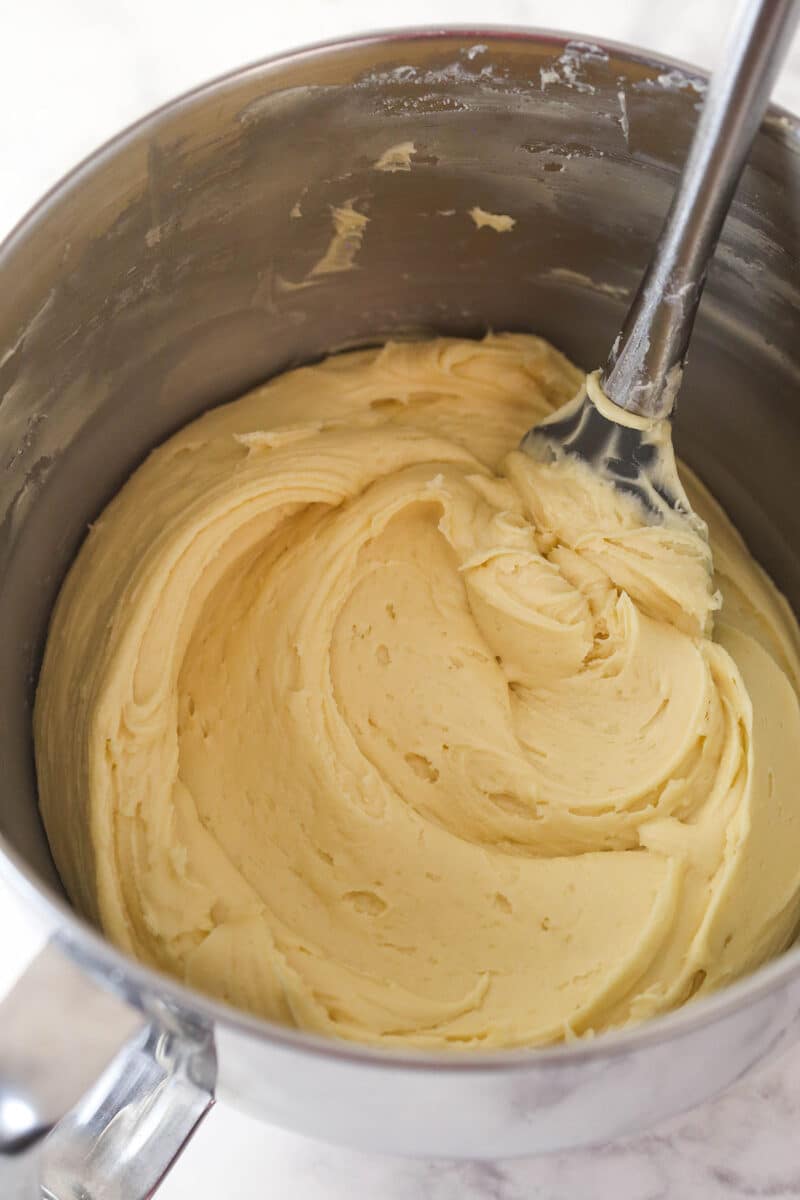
[3,23,800,1073]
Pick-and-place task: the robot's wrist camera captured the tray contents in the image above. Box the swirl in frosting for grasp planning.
[35,334,800,1048]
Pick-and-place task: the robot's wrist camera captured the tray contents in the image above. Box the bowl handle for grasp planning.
[0,912,215,1199]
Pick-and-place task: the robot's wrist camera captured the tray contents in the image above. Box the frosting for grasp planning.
[35,334,800,1048]
[468,207,516,232]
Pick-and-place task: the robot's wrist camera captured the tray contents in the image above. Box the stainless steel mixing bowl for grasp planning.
[2,28,800,1199]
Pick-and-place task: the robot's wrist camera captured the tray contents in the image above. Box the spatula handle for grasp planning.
[602,0,800,420]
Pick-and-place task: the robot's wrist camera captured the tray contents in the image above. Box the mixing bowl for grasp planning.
[2,27,800,1200]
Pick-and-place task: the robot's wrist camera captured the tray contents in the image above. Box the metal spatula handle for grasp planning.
[603,0,800,421]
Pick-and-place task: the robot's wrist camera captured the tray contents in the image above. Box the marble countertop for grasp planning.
[3,1,800,1196]
[161,1041,800,1199]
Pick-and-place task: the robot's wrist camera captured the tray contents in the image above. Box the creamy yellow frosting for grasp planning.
[35,334,800,1049]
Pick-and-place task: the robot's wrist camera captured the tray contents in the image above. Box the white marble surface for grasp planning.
[162,1044,800,1199]
[3,1,800,1196]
